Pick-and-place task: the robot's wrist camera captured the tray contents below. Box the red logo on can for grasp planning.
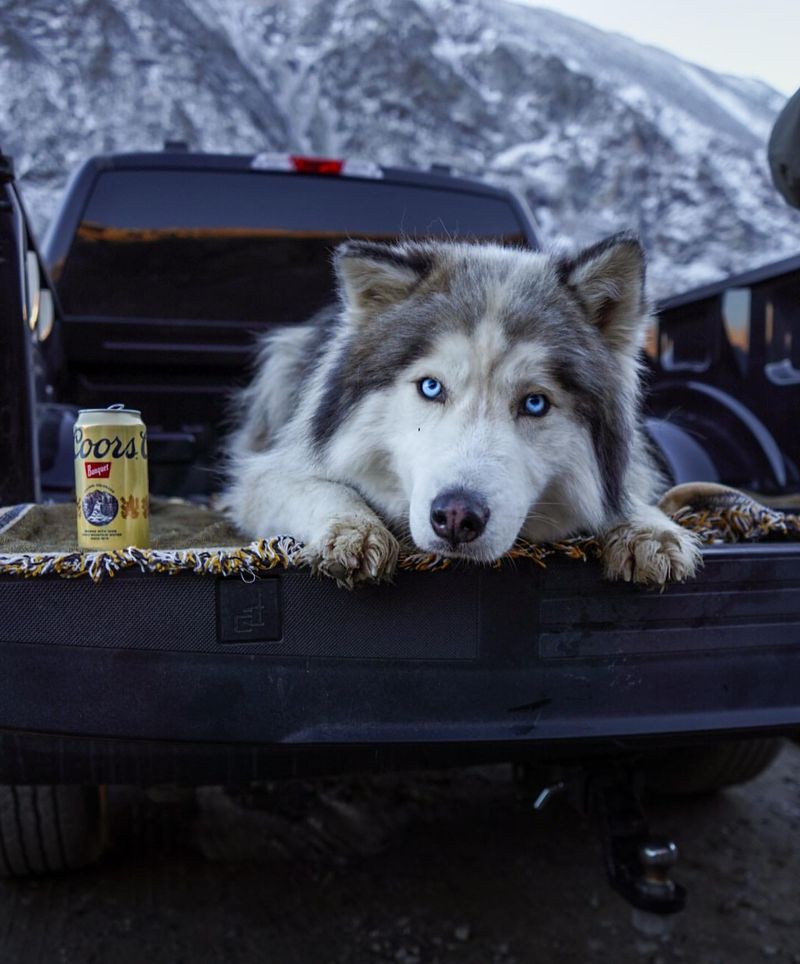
[85,461,111,479]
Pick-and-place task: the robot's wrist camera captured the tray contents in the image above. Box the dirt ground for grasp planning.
[0,742,798,964]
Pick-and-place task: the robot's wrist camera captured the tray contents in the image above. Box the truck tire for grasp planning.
[0,785,105,876]
[643,738,783,797]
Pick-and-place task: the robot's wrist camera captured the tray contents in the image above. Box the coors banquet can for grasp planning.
[73,404,149,549]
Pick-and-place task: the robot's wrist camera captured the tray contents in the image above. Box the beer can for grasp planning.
[73,404,149,549]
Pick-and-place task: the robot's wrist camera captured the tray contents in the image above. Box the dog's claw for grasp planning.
[602,518,702,587]
[301,517,399,588]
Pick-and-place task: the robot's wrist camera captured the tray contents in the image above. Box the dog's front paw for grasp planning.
[300,517,400,588]
[602,514,701,587]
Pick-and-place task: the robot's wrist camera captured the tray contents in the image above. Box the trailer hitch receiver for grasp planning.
[593,778,686,915]
[520,764,686,916]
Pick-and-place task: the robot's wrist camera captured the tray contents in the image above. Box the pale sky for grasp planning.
[519,1,798,96]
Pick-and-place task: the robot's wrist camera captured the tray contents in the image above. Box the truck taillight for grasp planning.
[251,153,383,179]
[290,155,344,175]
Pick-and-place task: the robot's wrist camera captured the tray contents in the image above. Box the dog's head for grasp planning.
[317,236,649,561]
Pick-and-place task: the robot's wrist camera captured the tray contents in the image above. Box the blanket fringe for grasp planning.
[0,502,797,582]
[0,537,305,583]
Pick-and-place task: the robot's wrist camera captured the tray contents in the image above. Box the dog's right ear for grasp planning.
[334,241,432,319]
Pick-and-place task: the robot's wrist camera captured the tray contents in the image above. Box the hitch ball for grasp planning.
[639,840,679,901]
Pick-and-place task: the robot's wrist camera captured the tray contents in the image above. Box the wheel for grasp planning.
[643,738,784,797]
[0,785,105,876]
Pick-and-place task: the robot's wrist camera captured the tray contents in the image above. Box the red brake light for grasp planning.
[289,155,345,175]
[251,153,383,179]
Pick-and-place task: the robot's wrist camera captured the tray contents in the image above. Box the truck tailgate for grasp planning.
[1,544,799,783]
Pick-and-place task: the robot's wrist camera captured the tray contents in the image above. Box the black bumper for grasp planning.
[1,544,799,783]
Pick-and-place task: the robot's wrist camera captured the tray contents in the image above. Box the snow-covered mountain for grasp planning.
[1,0,797,297]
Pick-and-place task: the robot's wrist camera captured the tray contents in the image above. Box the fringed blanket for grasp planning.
[0,484,798,583]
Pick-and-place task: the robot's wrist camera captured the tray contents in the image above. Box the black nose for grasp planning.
[430,489,490,546]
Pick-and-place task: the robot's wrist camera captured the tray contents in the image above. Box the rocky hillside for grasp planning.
[1,0,797,297]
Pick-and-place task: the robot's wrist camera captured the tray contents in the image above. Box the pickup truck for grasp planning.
[1,145,799,913]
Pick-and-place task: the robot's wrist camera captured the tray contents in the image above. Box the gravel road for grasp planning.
[0,742,798,963]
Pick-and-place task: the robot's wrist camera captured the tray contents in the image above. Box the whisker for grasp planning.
[527,512,560,528]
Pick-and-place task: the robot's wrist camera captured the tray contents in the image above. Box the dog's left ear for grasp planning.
[334,241,432,320]
[560,234,647,352]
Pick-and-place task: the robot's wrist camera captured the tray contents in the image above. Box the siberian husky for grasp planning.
[222,236,701,587]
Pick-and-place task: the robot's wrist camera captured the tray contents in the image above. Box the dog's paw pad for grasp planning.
[602,521,701,586]
[302,518,399,588]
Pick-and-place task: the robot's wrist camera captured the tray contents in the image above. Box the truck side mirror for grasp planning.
[769,88,800,208]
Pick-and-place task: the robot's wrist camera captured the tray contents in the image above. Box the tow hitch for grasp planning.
[518,764,686,916]
[591,775,686,914]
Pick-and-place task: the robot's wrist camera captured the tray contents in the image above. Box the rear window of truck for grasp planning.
[56,169,530,324]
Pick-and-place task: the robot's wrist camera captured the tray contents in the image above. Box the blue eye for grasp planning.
[522,393,550,417]
[418,377,444,401]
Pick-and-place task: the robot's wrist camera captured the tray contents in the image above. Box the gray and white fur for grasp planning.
[222,236,701,587]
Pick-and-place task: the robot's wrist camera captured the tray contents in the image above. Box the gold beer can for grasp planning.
[73,404,149,549]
